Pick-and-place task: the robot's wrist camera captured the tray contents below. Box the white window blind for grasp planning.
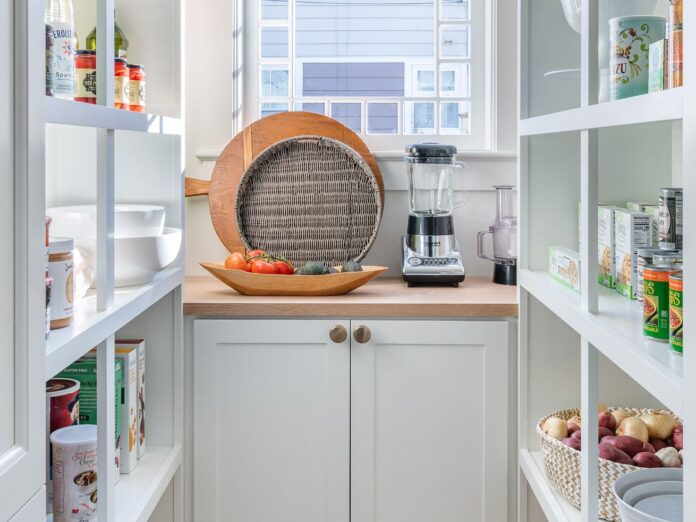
[244,0,491,151]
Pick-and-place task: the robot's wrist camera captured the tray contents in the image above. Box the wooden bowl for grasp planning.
[200,262,388,296]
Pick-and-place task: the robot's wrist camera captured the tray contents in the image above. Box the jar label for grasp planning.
[75,68,97,99]
[114,76,130,105]
[48,259,74,321]
[128,79,145,107]
[46,22,75,97]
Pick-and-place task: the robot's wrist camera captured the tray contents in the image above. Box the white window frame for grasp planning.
[241,0,494,152]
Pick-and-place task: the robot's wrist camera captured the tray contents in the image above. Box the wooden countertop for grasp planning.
[184,276,518,317]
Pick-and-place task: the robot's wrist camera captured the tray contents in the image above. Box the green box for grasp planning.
[57,357,123,474]
[549,247,581,293]
[649,40,667,93]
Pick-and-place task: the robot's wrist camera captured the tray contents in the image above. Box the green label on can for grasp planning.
[670,281,683,354]
[643,275,670,341]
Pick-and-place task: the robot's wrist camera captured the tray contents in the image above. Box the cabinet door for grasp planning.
[351,320,509,522]
[0,0,46,518]
[194,319,350,522]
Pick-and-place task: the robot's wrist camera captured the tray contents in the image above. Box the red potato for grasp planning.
[567,421,581,435]
[600,435,654,457]
[572,429,582,440]
[633,452,663,468]
[562,437,582,451]
[673,425,684,451]
[572,427,614,442]
[598,443,634,465]
[649,438,669,452]
[599,411,617,431]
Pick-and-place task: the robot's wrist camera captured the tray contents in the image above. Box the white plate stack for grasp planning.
[614,468,683,522]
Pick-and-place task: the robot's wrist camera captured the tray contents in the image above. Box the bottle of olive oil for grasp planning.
[85,11,129,58]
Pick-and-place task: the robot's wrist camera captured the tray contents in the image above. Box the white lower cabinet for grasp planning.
[194,319,509,522]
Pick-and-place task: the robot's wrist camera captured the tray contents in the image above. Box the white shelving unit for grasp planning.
[518,1,695,521]
[10,0,186,519]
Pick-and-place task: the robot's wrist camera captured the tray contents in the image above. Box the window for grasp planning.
[244,0,490,150]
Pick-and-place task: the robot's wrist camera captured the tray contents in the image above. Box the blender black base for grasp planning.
[493,263,517,285]
[403,274,465,287]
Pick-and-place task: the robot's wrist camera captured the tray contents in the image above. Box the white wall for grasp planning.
[185,1,518,279]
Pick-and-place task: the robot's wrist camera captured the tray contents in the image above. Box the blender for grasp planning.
[402,143,466,287]
[477,185,517,285]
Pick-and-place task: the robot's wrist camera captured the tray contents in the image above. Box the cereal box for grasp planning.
[598,206,621,288]
[549,247,581,293]
[614,209,652,299]
[117,339,146,459]
[115,343,138,473]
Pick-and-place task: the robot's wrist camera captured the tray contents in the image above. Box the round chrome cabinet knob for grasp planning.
[329,325,348,343]
[353,325,371,344]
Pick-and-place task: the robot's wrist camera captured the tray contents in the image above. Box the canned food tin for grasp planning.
[637,247,664,301]
[669,272,683,354]
[643,265,678,342]
[653,250,682,266]
[658,188,683,249]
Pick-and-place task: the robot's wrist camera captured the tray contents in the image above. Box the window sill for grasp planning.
[194,149,517,162]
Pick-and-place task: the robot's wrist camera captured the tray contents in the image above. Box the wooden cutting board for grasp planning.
[185,112,384,255]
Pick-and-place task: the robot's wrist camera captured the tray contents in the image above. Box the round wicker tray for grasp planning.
[235,136,382,266]
[537,407,681,521]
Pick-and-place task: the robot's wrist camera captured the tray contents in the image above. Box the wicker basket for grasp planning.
[235,136,383,267]
[537,407,680,521]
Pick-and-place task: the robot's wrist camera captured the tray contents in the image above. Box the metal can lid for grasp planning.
[74,49,96,55]
[670,272,683,281]
[659,187,683,194]
[637,247,663,258]
[644,264,677,272]
[115,57,128,64]
[127,63,144,69]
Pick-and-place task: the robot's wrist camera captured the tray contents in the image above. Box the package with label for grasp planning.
[648,39,667,93]
[57,356,122,478]
[643,205,660,248]
[117,339,146,458]
[115,342,138,473]
[549,247,581,293]
[598,206,621,288]
[614,209,652,299]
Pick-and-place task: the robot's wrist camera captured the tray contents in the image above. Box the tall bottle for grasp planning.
[85,12,129,58]
[45,0,75,99]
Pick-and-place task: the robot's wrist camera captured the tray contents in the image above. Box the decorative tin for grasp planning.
[610,16,667,100]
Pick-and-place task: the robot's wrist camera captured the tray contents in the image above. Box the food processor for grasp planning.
[477,185,517,285]
[401,143,466,287]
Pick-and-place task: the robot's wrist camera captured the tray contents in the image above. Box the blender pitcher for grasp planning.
[477,185,517,285]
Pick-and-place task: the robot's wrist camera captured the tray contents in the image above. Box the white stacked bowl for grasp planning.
[614,468,683,522]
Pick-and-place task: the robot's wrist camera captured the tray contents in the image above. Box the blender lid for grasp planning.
[405,143,457,162]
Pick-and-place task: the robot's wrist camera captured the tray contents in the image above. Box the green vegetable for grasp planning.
[296,262,331,275]
[341,260,363,273]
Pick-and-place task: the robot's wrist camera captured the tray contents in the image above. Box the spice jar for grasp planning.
[74,50,97,104]
[127,64,146,113]
[114,57,130,110]
[669,0,683,89]
[48,238,74,329]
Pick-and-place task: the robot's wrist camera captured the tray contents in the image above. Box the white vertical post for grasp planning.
[517,289,529,522]
[580,129,598,313]
[580,0,598,108]
[580,339,599,522]
[97,335,116,522]
[96,0,115,311]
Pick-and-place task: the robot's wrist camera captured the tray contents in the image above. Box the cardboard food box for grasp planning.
[57,357,123,478]
[115,343,138,473]
[117,339,146,459]
[649,39,667,93]
[614,209,652,299]
[549,247,581,293]
[598,206,621,289]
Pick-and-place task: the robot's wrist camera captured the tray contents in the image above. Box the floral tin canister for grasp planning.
[610,16,666,100]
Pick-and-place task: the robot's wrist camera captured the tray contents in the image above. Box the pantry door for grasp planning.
[194,319,350,522]
[351,320,510,522]
[0,0,46,518]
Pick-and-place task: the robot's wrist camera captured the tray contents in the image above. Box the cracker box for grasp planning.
[115,343,138,473]
[117,339,146,459]
[649,39,667,93]
[598,206,621,288]
[57,356,123,478]
[614,209,652,299]
[549,247,581,293]
[643,205,660,248]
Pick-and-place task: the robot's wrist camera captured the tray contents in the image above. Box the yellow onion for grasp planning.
[617,416,649,442]
[611,408,635,428]
[568,414,582,427]
[640,411,677,440]
[543,417,569,440]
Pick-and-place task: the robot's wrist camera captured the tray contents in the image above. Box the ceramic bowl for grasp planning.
[47,204,166,239]
[614,468,683,522]
[113,227,182,287]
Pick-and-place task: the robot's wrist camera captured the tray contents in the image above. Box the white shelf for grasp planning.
[520,87,683,136]
[45,266,184,379]
[44,97,183,135]
[519,269,684,415]
[115,445,182,522]
[520,449,580,522]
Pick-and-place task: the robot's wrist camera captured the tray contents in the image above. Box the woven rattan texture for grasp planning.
[235,136,382,266]
[537,407,681,521]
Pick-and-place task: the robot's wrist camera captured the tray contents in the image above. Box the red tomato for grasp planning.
[251,259,279,274]
[274,260,294,275]
[247,249,267,260]
[224,252,249,271]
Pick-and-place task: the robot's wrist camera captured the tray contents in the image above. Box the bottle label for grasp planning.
[114,76,130,105]
[128,79,145,107]
[46,22,75,98]
[75,68,97,99]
